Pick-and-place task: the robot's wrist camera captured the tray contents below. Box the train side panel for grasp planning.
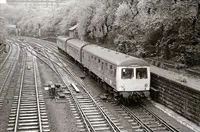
[82,50,117,89]
[67,43,80,62]
[57,39,62,50]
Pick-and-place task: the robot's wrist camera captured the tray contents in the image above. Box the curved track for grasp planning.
[24,41,125,132]
[24,38,180,132]
[0,42,20,110]
[44,48,124,132]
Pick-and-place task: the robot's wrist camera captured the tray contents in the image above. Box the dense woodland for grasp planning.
[1,0,200,67]
[0,9,7,45]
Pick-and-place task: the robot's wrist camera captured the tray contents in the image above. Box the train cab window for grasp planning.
[136,68,147,79]
[121,68,134,79]
[98,59,100,63]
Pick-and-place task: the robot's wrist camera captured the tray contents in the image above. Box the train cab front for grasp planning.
[116,66,150,98]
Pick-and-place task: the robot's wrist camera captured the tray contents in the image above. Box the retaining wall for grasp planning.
[151,73,200,125]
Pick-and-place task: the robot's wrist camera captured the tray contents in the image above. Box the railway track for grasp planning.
[24,43,125,132]
[25,39,180,132]
[7,48,50,132]
[0,42,19,110]
[42,45,179,132]
[43,48,126,132]
[108,99,179,132]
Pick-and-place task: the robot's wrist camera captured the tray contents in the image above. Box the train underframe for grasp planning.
[83,67,149,105]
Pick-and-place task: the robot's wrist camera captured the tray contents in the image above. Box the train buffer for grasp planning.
[71,83,80,93]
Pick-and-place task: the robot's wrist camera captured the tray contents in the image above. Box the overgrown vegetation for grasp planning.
[2,0,200,67]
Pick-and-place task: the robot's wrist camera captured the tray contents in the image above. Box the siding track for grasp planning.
[0,42,19,110]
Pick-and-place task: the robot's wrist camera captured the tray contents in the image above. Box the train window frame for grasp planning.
[136,68,148,79]
[114,68,116,77]
[110,65,113,69]
[101,62,104,70]
[105,63,108,67]
[121,68,134,79]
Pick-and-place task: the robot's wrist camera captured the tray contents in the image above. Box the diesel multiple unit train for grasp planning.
[57,36,150,99]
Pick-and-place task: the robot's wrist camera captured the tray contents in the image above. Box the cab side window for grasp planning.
[110,65,113,74]
[136,68,147,79]
[121,68,134,79]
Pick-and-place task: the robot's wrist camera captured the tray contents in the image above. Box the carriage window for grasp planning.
[98,59,100,63]
[114,68,116,77]
[136,68,147,79]
[105,63,107,67]
[121,68,134,79]
[110,65,112,69]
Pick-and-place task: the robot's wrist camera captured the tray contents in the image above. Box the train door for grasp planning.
[88,53,91,69]
[101,61,104,78]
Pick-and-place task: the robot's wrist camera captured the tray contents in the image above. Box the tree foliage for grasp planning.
[3,0,200,66]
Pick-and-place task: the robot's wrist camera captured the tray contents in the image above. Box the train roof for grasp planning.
[57,36,71,42]
[67,38,88,49]
[83,45,149,66]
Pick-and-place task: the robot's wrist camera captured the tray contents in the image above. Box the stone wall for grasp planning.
[151,73,200,125]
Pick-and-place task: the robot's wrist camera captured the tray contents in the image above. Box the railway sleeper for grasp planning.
[140,118,156,122]
[90,120,107,124]
[18,126,39,130]
[150,126,168,131]
[18,122,38,126]
[94,126,111,131]
[147,124,163,128]
[19,113,38,116]
[87,115,102,119]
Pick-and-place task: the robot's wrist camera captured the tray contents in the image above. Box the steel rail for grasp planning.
[140,104,179,132]
[27,44,114,132]
[0,42,12,70]
[0,44,19,96]
[33,52,43,132]
[14,50,26,132]
[26,46,91,132]
[28,38,180,132]
[121,105,152,132]
[25,42,121,132]
[41,49,92,132]
[47,50,121,132]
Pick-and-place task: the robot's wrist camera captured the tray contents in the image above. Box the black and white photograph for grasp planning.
[0,0,200,131]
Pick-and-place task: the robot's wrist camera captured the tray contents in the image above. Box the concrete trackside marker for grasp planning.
[71,83,80,93]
